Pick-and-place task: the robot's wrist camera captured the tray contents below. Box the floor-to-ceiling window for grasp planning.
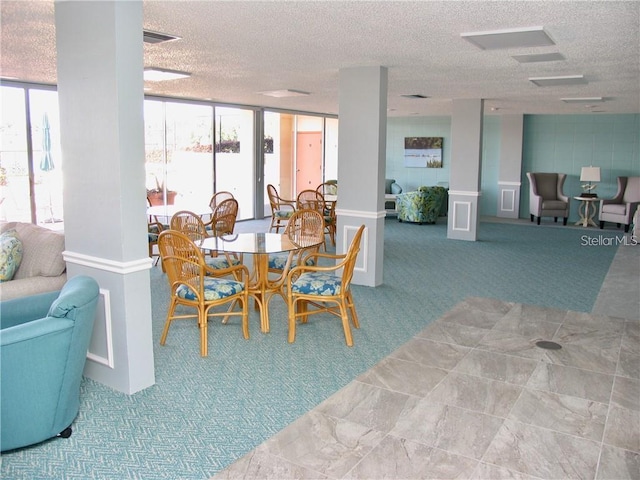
[144,99,214,207]
[0,84,62,228]
[215,106,255,220]
[262,111,338,214]
[1,83,338,226]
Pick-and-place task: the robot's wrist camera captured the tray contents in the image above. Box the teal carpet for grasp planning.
[1,220,622,479]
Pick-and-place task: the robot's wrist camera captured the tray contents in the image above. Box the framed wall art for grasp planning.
[403,137,443,168]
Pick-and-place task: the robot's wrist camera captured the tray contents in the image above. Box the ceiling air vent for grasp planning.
[143,30,181,44]
[401,94,429,99]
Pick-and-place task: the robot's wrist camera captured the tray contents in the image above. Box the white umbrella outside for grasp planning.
[40,113,59,223]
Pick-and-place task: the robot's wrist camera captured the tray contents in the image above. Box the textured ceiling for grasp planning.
[1,1,639,117]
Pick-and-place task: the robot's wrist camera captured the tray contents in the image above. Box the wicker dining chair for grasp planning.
[208,190,234,210]
[286,224,365,346]
[316,180,337,197]
[208,198,239,237]
[267,184,296,233]
[267,209,325,284]
[148,218,164,266]
[170,210,240,270]
[170,210,208,242]
[297,189,335,247]
[157,230,250,357]
[203,191,234,230]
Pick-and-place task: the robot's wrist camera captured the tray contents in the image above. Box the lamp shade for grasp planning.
[580,166,601,182]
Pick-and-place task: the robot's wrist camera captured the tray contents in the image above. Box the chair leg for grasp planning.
[299,300,309,323]
[338,303,353,347]
[563,217,568,226]
[288,298,297,343]
[554,217,558,223]
[537,217,541,225]
[199,305,208,357]
[346,291,359,328]
[160,298,178,346]
[600,221,604,229]
[624,225,630,233]
[57,426,72,438]
[530,214,534,222]
[241,295,250,340]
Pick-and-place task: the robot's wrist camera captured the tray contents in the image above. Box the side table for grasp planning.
[574,196,599,227]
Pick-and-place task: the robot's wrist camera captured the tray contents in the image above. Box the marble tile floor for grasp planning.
[213,243,639,480]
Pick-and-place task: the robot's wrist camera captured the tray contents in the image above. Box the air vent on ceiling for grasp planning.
[143,30,181,44]
[401,94,429,99]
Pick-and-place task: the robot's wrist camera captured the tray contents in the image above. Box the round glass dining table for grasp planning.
[198,232,323,333]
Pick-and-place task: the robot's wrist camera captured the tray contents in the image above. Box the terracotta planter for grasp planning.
[147,191,177,206]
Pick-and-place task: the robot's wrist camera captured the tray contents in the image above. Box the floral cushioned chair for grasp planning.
[396,186,447,224]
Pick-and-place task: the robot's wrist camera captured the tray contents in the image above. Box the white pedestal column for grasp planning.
[55,1,155,394]
[336,66,387,286]
[448,99,484,241]
[497,114,524,219]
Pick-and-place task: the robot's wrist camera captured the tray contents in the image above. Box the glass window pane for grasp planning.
[166,102,213,206]
[0,86,30,223]
[215,106,254,220]
[29,89,62,225]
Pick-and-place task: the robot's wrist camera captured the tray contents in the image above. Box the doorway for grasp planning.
[295,131,322,194]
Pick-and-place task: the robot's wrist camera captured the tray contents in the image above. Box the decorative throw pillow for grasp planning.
[0,229,24,282]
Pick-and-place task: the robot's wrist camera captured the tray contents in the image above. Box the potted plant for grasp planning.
[146,175,177,206]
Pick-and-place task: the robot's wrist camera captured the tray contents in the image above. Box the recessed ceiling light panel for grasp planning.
[529,75,587,87]
[511,52,565,63]
[258,89,310,98]
[144,68,191,81]
[461,26,555,50]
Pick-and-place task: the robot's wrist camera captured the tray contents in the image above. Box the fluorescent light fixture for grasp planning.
[258,89,310,98]
[461,26,555,50]
[529,75,587,87]
[511,52,565,63]
[144,68,191,81]
[143,30,181,44]
[561,97,604,103]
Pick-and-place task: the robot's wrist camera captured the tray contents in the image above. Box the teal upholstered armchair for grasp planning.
[396,186,447,224]
[1,276,99,452]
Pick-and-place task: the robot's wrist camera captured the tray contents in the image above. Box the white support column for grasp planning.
[448,99,484,241]
[336,66,387,286]
[497,114,524,218]
[55,0,155,394]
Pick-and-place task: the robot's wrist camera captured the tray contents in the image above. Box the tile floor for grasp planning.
[213,243,639,480]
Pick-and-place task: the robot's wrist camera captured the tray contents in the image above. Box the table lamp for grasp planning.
[580,166,601,198]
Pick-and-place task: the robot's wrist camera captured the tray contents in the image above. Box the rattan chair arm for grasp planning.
[300,251,347,263]
[278,200,296,211]
[203,262,250,280]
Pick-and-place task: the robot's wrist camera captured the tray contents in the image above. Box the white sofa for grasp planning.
[0,222,67,301]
